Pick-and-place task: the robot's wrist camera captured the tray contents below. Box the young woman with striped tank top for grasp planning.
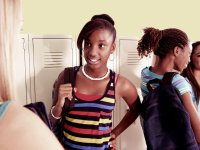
[50,14,141,150]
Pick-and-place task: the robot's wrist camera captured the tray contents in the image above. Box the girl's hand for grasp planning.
[51,84,76,120]
[56,83,76,108]
[109,133,116,150]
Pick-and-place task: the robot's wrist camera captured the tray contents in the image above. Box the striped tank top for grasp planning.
[62,69,116,150]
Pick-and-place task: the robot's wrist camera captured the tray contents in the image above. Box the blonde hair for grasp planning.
[0,0,21,101]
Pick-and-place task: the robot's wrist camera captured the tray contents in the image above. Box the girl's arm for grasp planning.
[112,75,141,137]
[182,93,200,143]
[49,70,74,125]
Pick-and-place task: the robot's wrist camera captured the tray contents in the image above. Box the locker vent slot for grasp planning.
[127,51,141,65]
[43,52,64,68]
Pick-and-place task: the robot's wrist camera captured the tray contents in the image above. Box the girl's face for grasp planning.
[175,44,191,72]
[83,29,115,69]
[191,45,200,71]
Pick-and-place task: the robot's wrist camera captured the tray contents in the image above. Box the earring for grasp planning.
[109,53,114,61]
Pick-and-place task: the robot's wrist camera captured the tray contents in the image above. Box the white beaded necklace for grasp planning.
[82,65,110,81]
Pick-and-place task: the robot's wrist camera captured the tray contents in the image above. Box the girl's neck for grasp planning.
[152,57,175,75]
[151,66,174,75]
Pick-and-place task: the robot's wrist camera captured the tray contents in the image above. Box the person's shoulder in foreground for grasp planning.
[0,101,64,150]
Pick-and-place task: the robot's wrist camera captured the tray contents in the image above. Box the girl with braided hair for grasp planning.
[50,14,141,150]
[137,27,200,144]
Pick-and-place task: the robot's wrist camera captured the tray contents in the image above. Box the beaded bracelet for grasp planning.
[50,106,61,119]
